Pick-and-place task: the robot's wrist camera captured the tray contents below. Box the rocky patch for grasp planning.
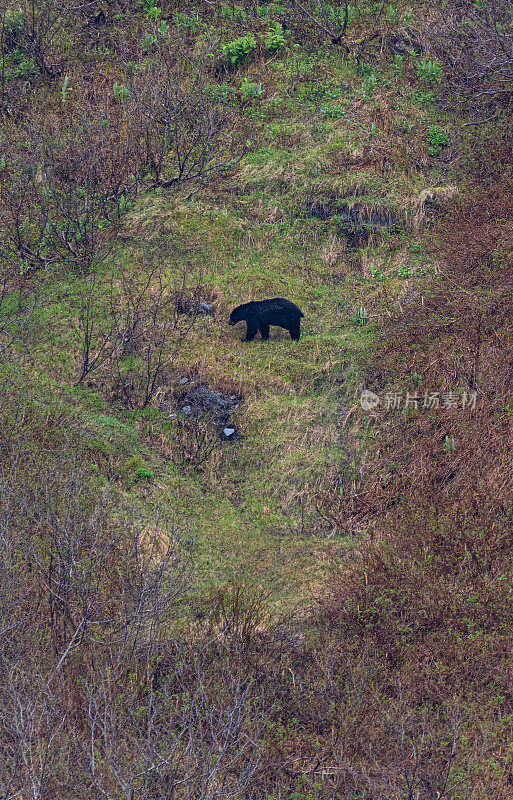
[160,381,243,440]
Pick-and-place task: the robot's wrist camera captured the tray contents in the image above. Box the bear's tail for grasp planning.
[299,310,304,318]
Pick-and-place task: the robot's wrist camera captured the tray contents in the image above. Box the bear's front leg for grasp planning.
[288,319,301,340]
[244,321,259,341]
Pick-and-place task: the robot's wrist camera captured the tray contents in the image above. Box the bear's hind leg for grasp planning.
[259,323,270,340]
[244,321,259,341]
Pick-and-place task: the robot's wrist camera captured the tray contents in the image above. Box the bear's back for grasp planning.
[255,298,303,317]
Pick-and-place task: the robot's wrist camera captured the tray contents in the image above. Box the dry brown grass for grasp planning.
[357,183,513,522]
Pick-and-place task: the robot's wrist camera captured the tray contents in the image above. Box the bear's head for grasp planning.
[229,304,247,326]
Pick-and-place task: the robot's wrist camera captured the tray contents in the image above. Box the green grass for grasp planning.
[3,34,460,612]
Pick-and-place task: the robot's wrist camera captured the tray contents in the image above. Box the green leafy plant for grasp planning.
[357,62,376,77]
[387,4,399,24]
[4,7,24,37]
[264,22,286,54]
[427,125,449,156]
[158,19,170,37]
[240,79,264,100]
[141,32,156,53]
[173,11,201,34]
[60,75,72,104]
[118,194,132,213]
[143,0,161,16]
[370,264,386,281]
[399,117,414,133]
[5,50,35,78]
[321,102,346,119]
[363,72,377,94]
[222,35,257,68]
[136,466,154,481]
[221,4,247,20]
[392,54,404,77]
[113,81,129,101]
[445,435,456,457]
[417,58,443,86]
[270,122,292,138]
[209,80,237,104]
[258,1,286,18]
[412,90,434,105]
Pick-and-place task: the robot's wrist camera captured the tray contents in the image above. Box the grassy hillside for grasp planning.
[1,0,513,797]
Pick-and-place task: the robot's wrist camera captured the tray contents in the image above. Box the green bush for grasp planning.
[257,2,286,18]
[4,8,23,37]
[142,0,161,15]
[222,34,257,68]
[356,62,376,77]
[208,80,237,104]
[221,4,247,20]
[6,50,36,79]
[113,81,129,101]
[264,23,286,54]
[386,4,399,24]
[363,72,377,94]
[173,11,202,34]
[417,58,443,86]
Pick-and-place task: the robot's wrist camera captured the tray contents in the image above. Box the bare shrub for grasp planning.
[0,108,135,277]
[83,635,266,800]
[290,0,351,45]
[1,0,66,81]
[128,45,244,188]
[76,259,199,409]
[173,414,224,469]
[430,0,513,117]
[0,263,43,370]
[0,428,189,799]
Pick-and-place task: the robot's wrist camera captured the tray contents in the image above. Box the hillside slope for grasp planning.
[1,0,513,797]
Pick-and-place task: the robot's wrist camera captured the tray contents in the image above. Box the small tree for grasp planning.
[290,0,351,45]
[129,46,244,188]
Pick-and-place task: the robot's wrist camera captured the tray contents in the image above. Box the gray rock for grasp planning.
[223,427,236,437]
[180,377,189,385]
[181,405,192,415]
[199,301,213,315]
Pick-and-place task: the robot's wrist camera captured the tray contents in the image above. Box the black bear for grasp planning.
[229,298,304,342]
